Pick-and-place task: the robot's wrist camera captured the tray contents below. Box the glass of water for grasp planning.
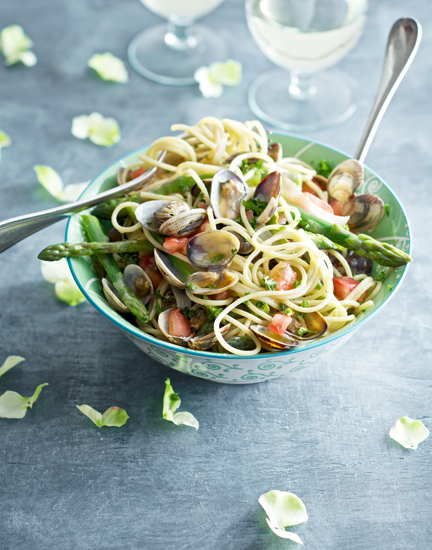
[128,0,228,86]
[246,0,368,131]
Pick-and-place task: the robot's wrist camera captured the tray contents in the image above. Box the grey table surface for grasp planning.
[0,0,431,549]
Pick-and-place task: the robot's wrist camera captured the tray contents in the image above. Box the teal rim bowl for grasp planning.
[66,132,411,364]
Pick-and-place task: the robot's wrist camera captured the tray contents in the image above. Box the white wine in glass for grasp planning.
[246,0,368,131]
[128,0,228,86]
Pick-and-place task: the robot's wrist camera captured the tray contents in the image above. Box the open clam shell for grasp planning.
[187,230,240,270]
[268,142,282,163]
[154,249,188,289]
[159,208,206,237]
[253,171,282,226]
[123,264,153,306]
[342,193,385,233]
[153,201,189,224]
[102,278,129,314]
[158,308,192,347]
[135,200,170,232]
[231,231,254,255]
[210,169,248,220]
[287,312,328,340]
[250,325,300,351]
[327,159,364,202]
[185,269,239,295]
[188,323,231,351]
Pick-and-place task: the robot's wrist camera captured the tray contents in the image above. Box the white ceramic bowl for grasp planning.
[67,133,411,384]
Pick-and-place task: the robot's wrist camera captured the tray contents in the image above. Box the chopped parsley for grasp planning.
[231,248,238,255]
[315,159,334,178]
[118,251,140,265]
[181,307,196,320]
[239,159,268,185]
[255,301,270,314]
[210,254,225,264]
[347,307,356,315]
[206,305,223,320]
[155,290,169,302]
[300,300,309,308]
[315,281,323,290]
[280,304,294,316]
[388,284,393,291]
[297,327,317,337]
[377,271,386,281]
[385,204,390,216]
[260,275,277,291]
[155,303,165,316]
[292,279,301,288]
[186,282,197,291]
[242,197,268,218]
[244,291,251,306]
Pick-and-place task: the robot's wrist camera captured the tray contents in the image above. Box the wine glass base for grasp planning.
[248,69,357,132]
[128,24,229,86]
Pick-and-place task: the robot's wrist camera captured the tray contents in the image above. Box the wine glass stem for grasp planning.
[164,19,197,51]
[288,71,318,101]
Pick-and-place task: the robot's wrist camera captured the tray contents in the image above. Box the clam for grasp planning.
[185,269,239,295]
[188,323,231,351]
[342,193,385,233]
[330,251,373,276]
[102,265,153,313]
[268,142,282,163]
[312,174,328,190]
[231,231,254,255]
[159,208,206,237]
[253,171,282,226]
[250,325,300,351]
[287,312,328,340]
[186,230,240,270]
[158,308,191,347]
[327,159,364,202]
[135,200,171,232]
[210,169,247,220]
[227,336,256,351]
[153,201,189,224]
[171,286,192,309]
[123,264,153,306]
[154,249,188,289]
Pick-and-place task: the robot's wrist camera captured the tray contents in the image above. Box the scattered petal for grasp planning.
[88,52,128,83]
[194,67,223,98]
[77,404,129,427]
[34,165,89,202]
[34,165,63,199]
[41,258,85,306]
[71,112,121,147]
[0,130,11,162]
[0,25,37,66]
[163,378,199,429]
[259,490,308,542]
[389,416,429,449]
[0,356,25,378]
[0,383,48,419]
[209,59,242,86]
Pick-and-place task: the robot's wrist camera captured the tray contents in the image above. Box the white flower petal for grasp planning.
[34,165,63,199]
[88,52,128,83]
[71,115,92,139]
[0,25,34,63]
[0,130,11,149]
[55,280,85,306]
[59,182,89,202]
[259,490,308,540]
[266,520,303,543]
[209,59,242,86]
[72,113,121,147]
[163,379,199,429]
[40,258,72,284]
[389,416,430,449]
[18,50,37,67]
[0,356,25,378]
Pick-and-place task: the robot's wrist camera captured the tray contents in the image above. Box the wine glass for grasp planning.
[128,0,228,86]
[246,0,368,131]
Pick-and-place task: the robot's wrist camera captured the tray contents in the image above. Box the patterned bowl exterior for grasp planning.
[67,133,411,384]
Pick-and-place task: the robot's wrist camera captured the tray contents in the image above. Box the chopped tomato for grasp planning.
[194,217,209,235]
[303,192,334,214]
[168,308,192,338]
[269,261,298,291]
[246,209,254,221]
[302,184,319,197]
[329,199,344,216]
[198,202,207,210]
[163,237,189,255]
[333,277,366,301]
[129,167,145,180]
[269,313,292,335]
[210,289,231,300]
[139,255,164,288]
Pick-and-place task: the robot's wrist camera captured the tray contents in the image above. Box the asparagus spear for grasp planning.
[81,215,149,323]
[38,240,154,261]
[296,208,411,267]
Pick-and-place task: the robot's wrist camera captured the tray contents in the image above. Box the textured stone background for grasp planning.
[0,1,431,549]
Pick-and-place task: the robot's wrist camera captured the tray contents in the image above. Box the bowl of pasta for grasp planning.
[59,117,411,384]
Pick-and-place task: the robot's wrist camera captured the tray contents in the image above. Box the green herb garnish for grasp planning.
[243,197,268,218]
[315,159,334,178]
[210,254,225,264]
[377,271,386,281]
[292,279,301,288]
[182,307,197,319]
[297,327,318,337]
[260,275,277,291]
[385,204,390,216]
[388,284,393,291]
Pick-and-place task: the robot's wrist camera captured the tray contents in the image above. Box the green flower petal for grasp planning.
[88,52,128,83]
[389,416,430,449]
[59,182,89,202]
[72,112,121,147]
[163,378,199,429]
[0,383,48,419]
[34,165,63,199]
[209,59,242,86]
[0,130,11,161]
[259,490,308,541]
[77,405,129,427]
[0,355,25,378]
[0,25,36,66]
[41,259,85,306]
[55,280,86,306]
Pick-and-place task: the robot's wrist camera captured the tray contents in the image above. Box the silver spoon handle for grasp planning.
[355,18,421,164]
[0,163,158,254]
